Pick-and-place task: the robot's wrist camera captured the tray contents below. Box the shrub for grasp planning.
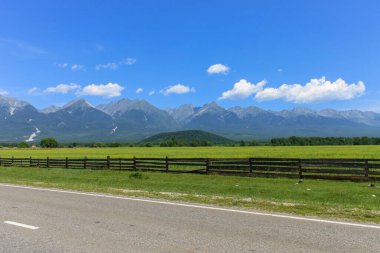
[40,137,59,148]
[17,141,30,148]
[108,142,121,147]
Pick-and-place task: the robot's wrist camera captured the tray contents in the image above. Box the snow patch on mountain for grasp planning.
[0,95,29,116]
[110,126,118,134]
[25,127,41,142]
[9,107,16,116]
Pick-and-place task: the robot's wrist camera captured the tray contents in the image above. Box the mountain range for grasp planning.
[0,94,380,143]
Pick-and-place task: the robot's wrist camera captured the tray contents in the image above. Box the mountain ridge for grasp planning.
[1,94,380,143]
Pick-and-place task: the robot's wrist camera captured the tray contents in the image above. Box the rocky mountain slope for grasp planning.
[1,94,379,142]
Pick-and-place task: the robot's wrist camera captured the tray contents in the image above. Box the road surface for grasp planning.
[0,184,379,253]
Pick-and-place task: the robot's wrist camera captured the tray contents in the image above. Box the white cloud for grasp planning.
[207,63,230,75]
[148,90,155,96]
[96,58,136,71]
[219,79,267,100]
[123,58,136,65]
[77,83,124,98]
[255,77,366,103]
[0,89,8,96]
[277,68,283,73]
[27,87,38,94]
[96,63,119,70]
[44,84,80,94]
[160,84,195,96]
[136,88,143,94]
[71,64,85,71]
[58,63,68,69]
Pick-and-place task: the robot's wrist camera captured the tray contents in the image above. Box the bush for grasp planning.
[248,140,260,146]
[108,142,121,147]
[40,137,59,148]
[17,141,29,148]
[92,142,107,148]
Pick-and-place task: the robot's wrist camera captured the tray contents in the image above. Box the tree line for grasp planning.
[3,136,380,149]
[270,136,380,146]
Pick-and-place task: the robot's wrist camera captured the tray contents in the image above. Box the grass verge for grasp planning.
[0,166,379,223]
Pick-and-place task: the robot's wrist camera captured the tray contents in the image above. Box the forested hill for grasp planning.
[141,130,233,145]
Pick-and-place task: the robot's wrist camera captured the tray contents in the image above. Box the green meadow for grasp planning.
[1,145,380,159]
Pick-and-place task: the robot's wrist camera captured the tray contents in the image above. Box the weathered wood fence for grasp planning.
[0,156,379,182]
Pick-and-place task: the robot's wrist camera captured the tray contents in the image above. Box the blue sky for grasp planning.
[0,0,379,111]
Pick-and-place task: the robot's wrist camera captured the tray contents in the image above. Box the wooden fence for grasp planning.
[0,156,379,182]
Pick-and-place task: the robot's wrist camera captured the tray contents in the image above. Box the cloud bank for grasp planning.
[255,77,365,103]
[220,77,365,103]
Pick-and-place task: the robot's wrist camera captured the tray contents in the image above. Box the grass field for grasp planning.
[1,145,380,159]
[0,167,379,223]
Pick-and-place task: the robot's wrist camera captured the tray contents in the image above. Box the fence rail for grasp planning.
[0,156,379,182]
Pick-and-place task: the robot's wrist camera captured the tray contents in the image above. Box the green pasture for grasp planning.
[1,145,380,159]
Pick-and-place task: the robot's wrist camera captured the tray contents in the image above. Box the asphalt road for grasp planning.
[0,184,379,253]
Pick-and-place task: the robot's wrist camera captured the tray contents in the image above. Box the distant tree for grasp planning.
[91,142,106,148]
[108,142,121,147]
[160,142,168,147]
[145,142,153,147]
[248,140,260,146]
[40,137,59,148]
[240,140,246,147]
[17,141,29,148]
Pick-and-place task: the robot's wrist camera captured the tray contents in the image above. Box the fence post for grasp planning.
[107,156,110,169]
[29,157,32,167]
[119,158,122,170]
[84,156,87,169]
[133,156,137,171]
[298,159,303,182]
[0,156,2,166]
[364,160,369,180]
[11,156,14,165]
[65,157,68,169]
[165,156,169,172]
[205,158,209,174]
[47,157,49,168]
[249,158,253,174]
